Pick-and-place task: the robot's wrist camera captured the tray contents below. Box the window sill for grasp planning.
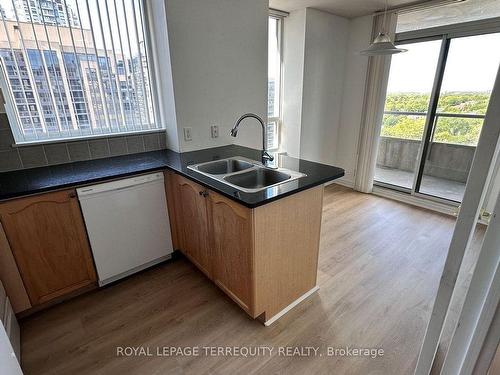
[11,129,166,148]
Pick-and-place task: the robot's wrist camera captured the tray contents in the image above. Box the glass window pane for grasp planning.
[375,40,442,189]
[268,17,280,118]
[432,116,483,146]
[267,16,281,151]
[419,33,500,202]
[0,0,158,143]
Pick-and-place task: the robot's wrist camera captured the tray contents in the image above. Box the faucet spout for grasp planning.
[230,113,274,164]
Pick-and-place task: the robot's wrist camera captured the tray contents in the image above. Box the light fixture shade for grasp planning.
[360,33,408,56]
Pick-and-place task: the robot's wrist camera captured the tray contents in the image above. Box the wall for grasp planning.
[0,112,166,172]
[0,0,269,171]
[280,8,500,211]
[376,137,420,172]
[0,0,174,173]
[281,9,306,158]
[425,142,475,182]
[281,10,371,187]
[336,15,372,186]
[164,0,268,152]
[299,8,350,166]
[377,137,476,182]
[147,0,180,152]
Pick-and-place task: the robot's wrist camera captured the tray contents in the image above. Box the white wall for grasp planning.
[148,1,179,151]
[300,8,350,166]
[281,9,306,158]
[164,0,268,152]
[281,9,371,184]
[281,7,500,210]
[336,15,372,186]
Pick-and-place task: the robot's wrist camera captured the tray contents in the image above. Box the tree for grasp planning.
[381,92,489,145]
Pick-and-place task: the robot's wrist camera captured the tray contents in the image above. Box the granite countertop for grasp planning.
[0,145,344,208]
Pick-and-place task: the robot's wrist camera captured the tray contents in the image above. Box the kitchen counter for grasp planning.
[0,145,344,208]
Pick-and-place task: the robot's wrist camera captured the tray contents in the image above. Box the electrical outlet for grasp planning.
[211,125,219,138]
[183,127,192,141]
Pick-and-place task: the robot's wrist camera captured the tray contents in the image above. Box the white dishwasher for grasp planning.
[77,172,173,286]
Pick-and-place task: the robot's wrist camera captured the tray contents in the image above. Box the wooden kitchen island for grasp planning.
[165,171,324,325]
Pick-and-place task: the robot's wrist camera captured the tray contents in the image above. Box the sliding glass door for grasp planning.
[418,33,500,201]
[375,31,500,203]
[375,40,441,189]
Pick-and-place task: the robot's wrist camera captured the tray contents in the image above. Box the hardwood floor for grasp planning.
[20,185,484,375]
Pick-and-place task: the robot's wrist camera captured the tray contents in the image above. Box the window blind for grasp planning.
[0,0,158,144]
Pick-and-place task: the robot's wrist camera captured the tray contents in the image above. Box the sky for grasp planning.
[387,33,500,94]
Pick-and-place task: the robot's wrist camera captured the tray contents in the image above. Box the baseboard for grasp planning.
[264,286,320,326]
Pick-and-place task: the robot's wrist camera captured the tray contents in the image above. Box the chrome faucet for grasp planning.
[230,113,274,164]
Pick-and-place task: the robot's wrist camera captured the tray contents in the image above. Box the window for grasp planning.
[375,32,500,202]
[0,0,158,144]
[267,14,283,151]
[376,40,442,189]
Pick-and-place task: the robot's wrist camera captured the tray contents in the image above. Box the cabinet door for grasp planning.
[164,171,182,251]
[0,190,97,305]
[0,222,31,313]
[208,191,254,315]
[175,175,212,277]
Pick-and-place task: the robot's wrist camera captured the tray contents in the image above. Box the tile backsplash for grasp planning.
[0,114,167,172]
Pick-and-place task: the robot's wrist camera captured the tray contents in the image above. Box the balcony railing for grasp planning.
[383,110,485,146]
[379,110,484,183]
[384,110,484,119]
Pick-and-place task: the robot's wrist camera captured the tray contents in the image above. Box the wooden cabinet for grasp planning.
[168,173,212,277]
[208,191,254,313]
[166,172,324,323]
[0,222,31,313]
[0,190,97,306]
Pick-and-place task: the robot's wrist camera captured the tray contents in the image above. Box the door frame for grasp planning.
[439,188,500,374]
[411,35,449,199]
[414,62,500,374]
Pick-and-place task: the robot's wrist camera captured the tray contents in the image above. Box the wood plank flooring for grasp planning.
[19,185,484,375]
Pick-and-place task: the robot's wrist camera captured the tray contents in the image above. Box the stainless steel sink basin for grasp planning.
[187,156,306,193]
[196,159,253,175]
[224,168,291,190]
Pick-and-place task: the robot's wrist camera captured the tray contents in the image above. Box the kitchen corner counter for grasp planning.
[0,145,344,208]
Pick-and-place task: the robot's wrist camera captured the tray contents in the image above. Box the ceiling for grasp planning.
[269,0,426,18]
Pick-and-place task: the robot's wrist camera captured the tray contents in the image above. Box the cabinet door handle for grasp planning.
[199,190,209,197]
[68,192,77,199]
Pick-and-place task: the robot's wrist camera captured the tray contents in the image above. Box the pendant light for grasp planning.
[360,0,407,56]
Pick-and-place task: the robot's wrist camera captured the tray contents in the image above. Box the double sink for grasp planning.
[187,156,306,193]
